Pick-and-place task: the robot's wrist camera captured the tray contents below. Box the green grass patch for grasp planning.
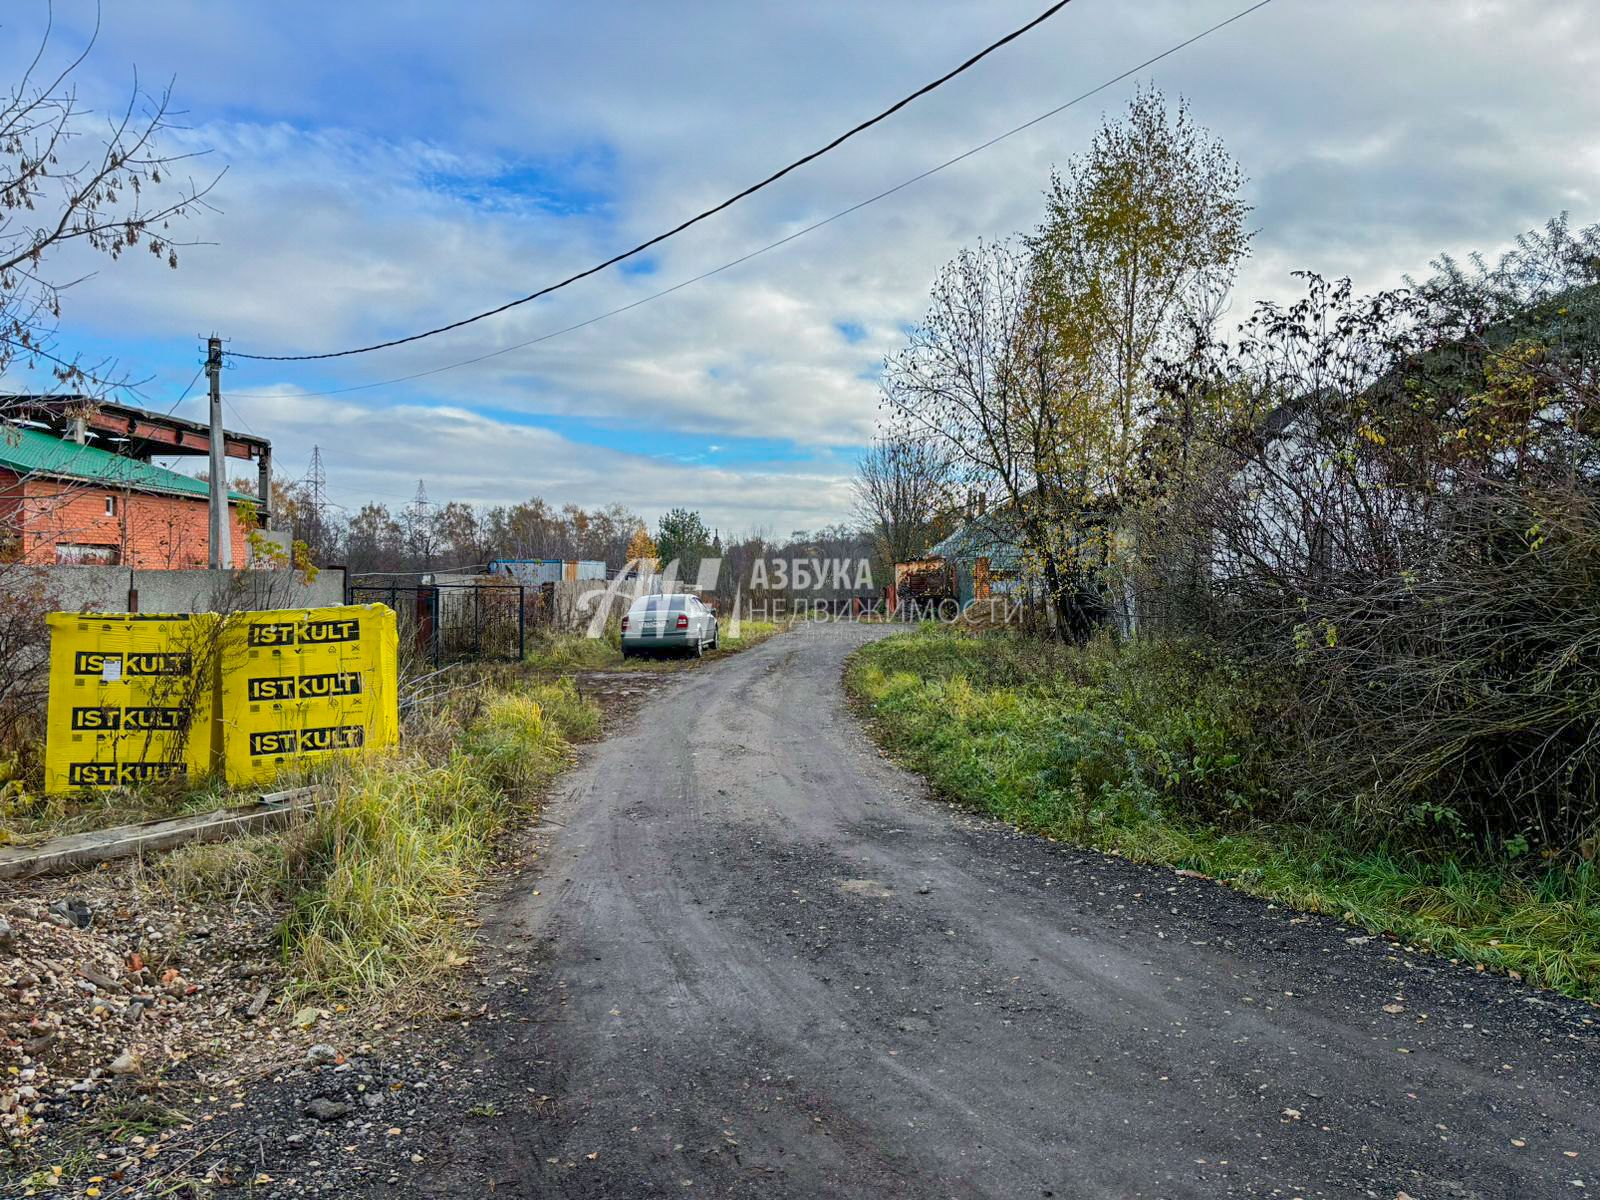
[715,619,782,654]
[523,624,628,672]
[846,626,1600,1002]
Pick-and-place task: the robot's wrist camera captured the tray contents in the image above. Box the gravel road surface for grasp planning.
[405,621,1597,1199]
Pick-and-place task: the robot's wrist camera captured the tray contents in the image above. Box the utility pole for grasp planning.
[205,335,233,570]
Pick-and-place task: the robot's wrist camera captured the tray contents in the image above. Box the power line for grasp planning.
[148,364,217,472]
[225,0,1077,363]
[162,364,206,415]
[223,395,256,435]
[229,0,1277,404]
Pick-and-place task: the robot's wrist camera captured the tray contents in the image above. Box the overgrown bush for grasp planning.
[1139,216,1600,859]
[1288,484,1600,857]
[0,565,58,797]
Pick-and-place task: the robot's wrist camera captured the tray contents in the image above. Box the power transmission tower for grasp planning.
[302,444,328,555]
[405,480,433,570]
[407,479,429,525]
[307,445,327,514]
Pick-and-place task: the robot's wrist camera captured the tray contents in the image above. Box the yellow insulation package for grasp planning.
[43,612,221,794]
[217,603,399,786]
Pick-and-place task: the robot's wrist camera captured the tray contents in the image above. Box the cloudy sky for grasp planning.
[4,0,1597,535]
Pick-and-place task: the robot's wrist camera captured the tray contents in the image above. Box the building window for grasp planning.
[105,495,118,517]
[56,543,121,566]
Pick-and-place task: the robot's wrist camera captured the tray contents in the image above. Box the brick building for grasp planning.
[0,424,254,568]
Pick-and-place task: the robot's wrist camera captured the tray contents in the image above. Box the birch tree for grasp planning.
[1029,86,1250,507]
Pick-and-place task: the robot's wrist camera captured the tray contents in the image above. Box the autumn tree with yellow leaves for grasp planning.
[882,88,1250,638]
[625,524,659,572]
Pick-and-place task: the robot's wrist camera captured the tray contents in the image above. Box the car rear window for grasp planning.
[630,595,691,615]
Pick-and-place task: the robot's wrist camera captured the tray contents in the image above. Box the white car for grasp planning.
[620,593,719,658]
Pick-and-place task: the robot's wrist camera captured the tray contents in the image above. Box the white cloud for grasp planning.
[3,0,1598,533]
[164,388,853,536]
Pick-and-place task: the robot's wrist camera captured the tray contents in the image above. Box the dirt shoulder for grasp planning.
[2,841,563,1196]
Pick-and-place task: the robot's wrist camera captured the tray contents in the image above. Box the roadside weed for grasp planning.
[149,680,601,999]
[848,628,1600,1001]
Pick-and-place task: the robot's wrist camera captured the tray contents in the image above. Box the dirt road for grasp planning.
[411,622,1597,1199]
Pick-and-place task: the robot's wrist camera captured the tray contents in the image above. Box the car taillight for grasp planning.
[676,613,689,629]
[621,616,629,631]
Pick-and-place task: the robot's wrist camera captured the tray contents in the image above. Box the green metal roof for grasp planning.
[927,513,1025,571]
[0,424,253,502]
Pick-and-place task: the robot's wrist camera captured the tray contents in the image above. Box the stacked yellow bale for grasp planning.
[44,612,220,794]
[44,603,399,793]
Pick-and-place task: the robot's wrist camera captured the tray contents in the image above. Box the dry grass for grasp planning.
[1,777,236,846]
[151,678,600,998]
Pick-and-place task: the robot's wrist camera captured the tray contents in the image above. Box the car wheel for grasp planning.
[692,635,705,658]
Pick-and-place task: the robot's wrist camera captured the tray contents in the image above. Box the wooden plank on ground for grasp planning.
[0,787,318,880]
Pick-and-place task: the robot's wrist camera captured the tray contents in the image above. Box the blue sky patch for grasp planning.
[475,407,816,467]
[424,146,617,218]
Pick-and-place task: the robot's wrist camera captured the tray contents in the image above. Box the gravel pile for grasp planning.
[2,844,533,1195]
[1,865,290,1157]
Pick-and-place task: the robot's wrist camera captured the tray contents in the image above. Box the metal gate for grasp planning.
[346,583,529,663]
